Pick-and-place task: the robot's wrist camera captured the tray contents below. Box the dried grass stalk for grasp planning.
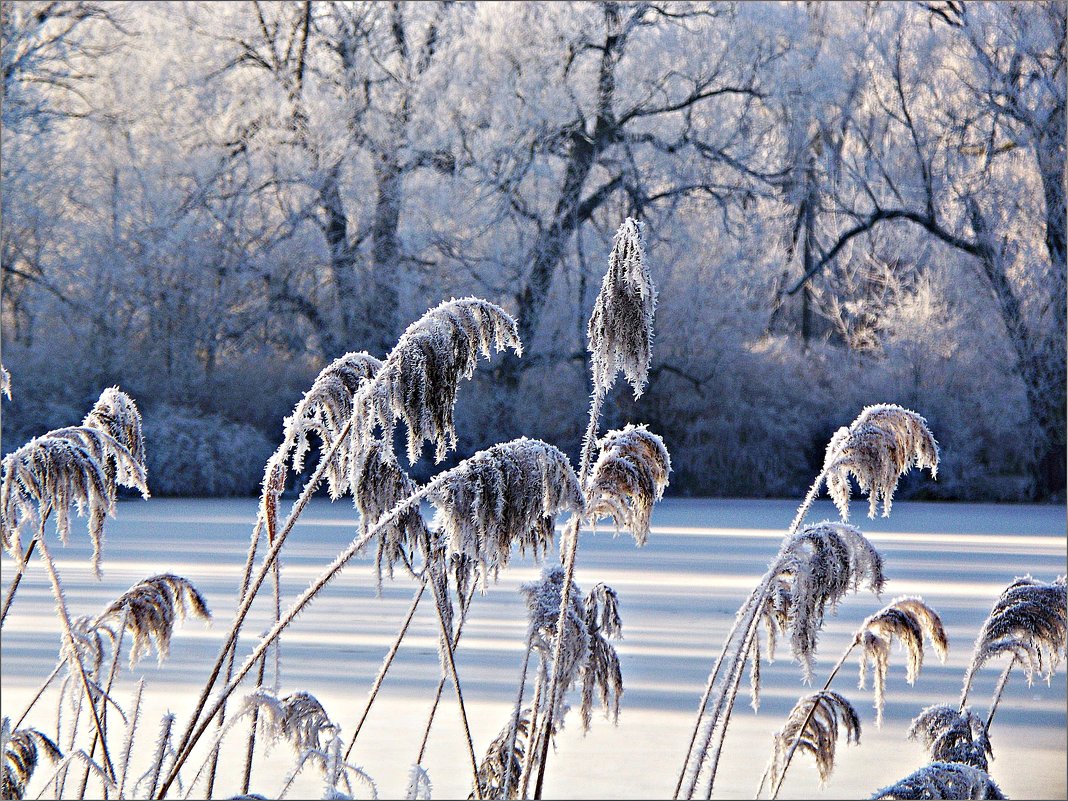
[588,218,656,398]
[587,424,671,546]
[765,690,860,791]
[872,761,1005,800]
[98,574,211,667]
[359,297,521,464]
[908,705,992,771]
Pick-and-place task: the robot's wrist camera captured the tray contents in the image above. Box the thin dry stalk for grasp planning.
[344,578,428,761]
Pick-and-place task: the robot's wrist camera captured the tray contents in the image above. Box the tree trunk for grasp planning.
[367,155,403,357]
[320,165,364,357]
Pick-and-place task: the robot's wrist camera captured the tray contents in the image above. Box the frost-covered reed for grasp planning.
[677,403,939,800]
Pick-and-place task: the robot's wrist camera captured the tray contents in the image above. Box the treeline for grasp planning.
[1,1,1064,500]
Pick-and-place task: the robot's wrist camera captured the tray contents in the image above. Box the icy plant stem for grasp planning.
[0,535,38,626]
[76,608,130,799]
[984,658,1016,732]
[117,679,144,799]
[414,584,477,766]
[788,468,829,537]
[13,661,64,729]
[424,556,482,799]
[519,664,546,799]
[35,535,117,783]
[240,645,270,795]
[679,577,771,799]
[345,577,428,761]
[146,714,175,801]
[205,516,264,798]
[501,633,535,800]
[673,605,748,799]
[532,389,603,798]
[157,472,454,799]
[166,417,356,792]
[767,643,856,800]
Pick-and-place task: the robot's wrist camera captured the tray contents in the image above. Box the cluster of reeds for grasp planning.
[672,401,1064,801]
[2,215,1064,800]
[0,219,672,799]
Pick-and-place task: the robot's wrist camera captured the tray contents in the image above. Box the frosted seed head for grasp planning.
[587,424,670,546]
[765,690,860,791]
[963,575,1067,693]
[588,219,656,399]
[351,439,428,589]
[907,705,993,771]
[99,574,211,667]
[359,298,520,466]
[2,722,61,800]
[853,596,947,726]
[430,439,582,590]
[821,404,939,521]
[770,522,885,680]
[873,761,1006,800]
[281,351,382,498]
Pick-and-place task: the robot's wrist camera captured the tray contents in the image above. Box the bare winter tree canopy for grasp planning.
[1,1,1064,502]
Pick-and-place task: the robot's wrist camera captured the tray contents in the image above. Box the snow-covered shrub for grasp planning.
[142,405,274,496]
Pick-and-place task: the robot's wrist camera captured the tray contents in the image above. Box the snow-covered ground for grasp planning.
[2,497,1065,799]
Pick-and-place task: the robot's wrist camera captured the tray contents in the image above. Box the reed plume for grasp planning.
[82,387,148,486]
[1,388,148,578]
[405,764,433,800]
[857,597,948,725]
[98,574,211,667]
[2,719,62,800]
[588,218,656,399]
[960,575,1066,707]
[243,690,336,755]
[790,404,938,534]
[580,583,624,731]
[278,351,382,499]
[522,566,590,722]
[763,691,860,792]
[587,425,671,546]
[430,438,583,588]
[473,714,529,799]
[359,297,521,464]
[352,440,428,588]
[908,705,992,771]
[872,761,1005,800]
[767,521,885,681]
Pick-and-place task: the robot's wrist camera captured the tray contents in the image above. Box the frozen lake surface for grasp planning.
[2,497,1065,799]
